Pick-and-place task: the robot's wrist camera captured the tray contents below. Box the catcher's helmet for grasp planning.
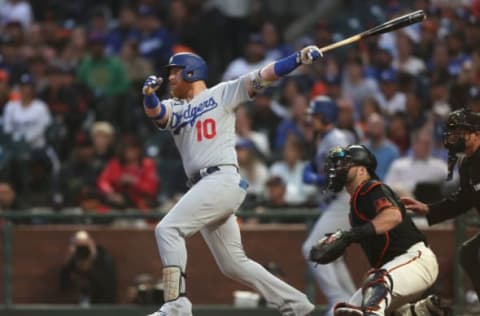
[307,96,338,124]
[324,145,378,192]
[166,52,208,82]
[346,144,378,173]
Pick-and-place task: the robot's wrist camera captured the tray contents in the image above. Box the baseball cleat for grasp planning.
[146,297,192,316]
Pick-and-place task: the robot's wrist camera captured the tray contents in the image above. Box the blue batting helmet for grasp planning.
[308,95,338,124]
[166,52,208,82]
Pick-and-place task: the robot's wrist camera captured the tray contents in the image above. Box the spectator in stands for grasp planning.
[274,94,312,149]
[40,64,90,160]
[405,92,427,131]
[415,20,438,61]
[278,76,307,113]
[105,5,139,55]
[445,30,470,77]
[0,0,33,29]
[236,137,268,208]
[90,121,116,175]
[430,76,451,118]
[222,33,272,81]
[365,48,394,80]
[97,134,159,211]
[428,42,450,78]
[119,39,154,89]
[262,176,288,209]
[60,230,117,304]
[0,180,25,212]
[2,72,60,203]
[76,31,130,127]
[136,5,173,70]
[341,55,378,110]
[0,69,11,110]
[2,73,51,149]
[393,32,426,76]
[235,104,270,160]
[375,68,406,115]
[385,128,448,197]
[260,20,293,61]
[253,175,311,224]
[324,74,342,101]
[387,112,411,155]
[337,99,363,142]
[52,133,98,210]
[363,113,399,180]
[359,97,382,132]
[251,89,283,148]
[60,27,88,68]
[269,135,315,205]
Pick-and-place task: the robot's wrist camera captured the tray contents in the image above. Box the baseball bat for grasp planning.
[318,10,426,53]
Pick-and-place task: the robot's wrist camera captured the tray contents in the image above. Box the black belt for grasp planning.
[187,165,238,187]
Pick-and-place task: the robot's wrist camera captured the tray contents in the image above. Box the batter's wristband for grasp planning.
[151,103,166,120]
[273,52,301,76]
[144,94,159,109]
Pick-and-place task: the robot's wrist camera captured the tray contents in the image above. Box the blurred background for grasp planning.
[0,0,479,315]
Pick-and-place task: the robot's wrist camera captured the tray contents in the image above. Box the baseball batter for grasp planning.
[141,48,322,316]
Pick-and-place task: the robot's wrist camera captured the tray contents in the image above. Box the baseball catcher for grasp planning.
[310,145,445,316]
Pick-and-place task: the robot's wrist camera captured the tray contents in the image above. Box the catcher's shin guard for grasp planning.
[361,269,393,315]
[163,266,187,302]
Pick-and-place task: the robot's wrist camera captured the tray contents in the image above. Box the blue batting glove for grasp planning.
[142,75,163,96]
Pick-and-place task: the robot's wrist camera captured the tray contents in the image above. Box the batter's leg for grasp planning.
[151,171,246,315]
[201,214,315,316]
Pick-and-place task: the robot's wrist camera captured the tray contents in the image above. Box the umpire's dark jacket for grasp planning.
[427,148,480,223]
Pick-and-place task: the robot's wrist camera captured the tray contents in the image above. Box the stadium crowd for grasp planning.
[0,0,479,223]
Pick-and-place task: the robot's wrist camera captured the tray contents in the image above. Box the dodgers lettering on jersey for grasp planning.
[170,97,218,134]
[159,75,251,178]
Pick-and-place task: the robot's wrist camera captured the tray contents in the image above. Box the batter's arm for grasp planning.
[246,46,323,97]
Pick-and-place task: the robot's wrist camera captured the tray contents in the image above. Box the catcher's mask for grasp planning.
[324,145,378,192]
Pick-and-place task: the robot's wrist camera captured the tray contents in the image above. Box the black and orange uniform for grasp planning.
[350,179,426,268]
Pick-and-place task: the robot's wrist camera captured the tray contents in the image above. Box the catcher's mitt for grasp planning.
[309,230,353,264]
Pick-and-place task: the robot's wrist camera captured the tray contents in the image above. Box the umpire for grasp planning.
[402,108,480,300]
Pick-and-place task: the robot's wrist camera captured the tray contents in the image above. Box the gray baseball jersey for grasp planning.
[158,76,250,178]
[152,73,315,315]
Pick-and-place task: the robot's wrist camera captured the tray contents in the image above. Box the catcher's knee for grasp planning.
[361,269,393,312]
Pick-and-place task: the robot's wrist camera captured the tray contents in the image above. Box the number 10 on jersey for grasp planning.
[195,118,217,141]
